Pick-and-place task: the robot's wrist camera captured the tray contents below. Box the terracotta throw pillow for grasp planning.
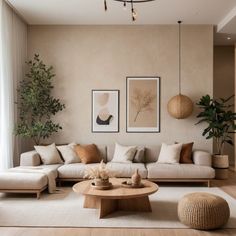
[176,142,194,164]
[75,144,102,164]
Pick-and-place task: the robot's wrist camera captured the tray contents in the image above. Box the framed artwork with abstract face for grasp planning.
[92,90,120,133]
[126,77,160,133]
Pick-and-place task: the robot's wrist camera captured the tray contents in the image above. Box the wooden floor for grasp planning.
[1,171,236,236]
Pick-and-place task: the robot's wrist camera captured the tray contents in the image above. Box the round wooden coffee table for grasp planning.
[73,178,158,218]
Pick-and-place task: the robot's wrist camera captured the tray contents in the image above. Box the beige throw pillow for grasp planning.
[34,143,63,165]
[112,143,137,163]
[133,146,145,163]
[57,143,80,164]
[157,143,182,164]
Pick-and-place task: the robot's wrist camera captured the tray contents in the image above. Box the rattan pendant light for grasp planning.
[167,21,193,119]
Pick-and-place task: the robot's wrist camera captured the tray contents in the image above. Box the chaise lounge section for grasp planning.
[0,171,48,199]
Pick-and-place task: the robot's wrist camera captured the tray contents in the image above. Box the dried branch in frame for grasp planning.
[131,88,156,122]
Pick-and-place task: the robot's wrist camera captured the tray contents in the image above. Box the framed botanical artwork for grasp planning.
[126,77,160,133]
[92,90,120,133]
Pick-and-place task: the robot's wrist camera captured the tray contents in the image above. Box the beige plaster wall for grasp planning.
[213,46,235,166]
[27,25,213,152]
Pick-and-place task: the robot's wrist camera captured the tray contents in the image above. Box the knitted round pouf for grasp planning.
[178,192,230,230]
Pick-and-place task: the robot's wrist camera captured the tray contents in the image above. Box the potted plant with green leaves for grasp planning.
[15,54,65,145]
[196,94,236,179]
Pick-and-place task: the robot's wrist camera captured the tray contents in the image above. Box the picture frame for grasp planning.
[92,90,120,133]
[126,76,160,133]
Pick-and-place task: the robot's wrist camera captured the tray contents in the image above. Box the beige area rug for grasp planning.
[0,186,235,228]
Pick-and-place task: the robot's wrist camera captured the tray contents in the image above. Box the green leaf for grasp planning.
[14,54,65,145]
[225,140,234,146]
[196,94,236,148]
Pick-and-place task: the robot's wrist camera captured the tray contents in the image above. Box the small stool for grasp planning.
[178,192,230,230]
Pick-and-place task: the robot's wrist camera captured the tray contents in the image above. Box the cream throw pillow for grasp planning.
[112,143,137,163]
[157,143,182,164]
[34,143,63,165]
[57,143,80,164]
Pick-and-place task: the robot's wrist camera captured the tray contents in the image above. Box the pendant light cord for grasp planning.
[131,0,134,21]
[178,21,182,95]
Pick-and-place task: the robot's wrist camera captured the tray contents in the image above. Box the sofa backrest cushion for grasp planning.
[145,145,161,163]
[192,150,212,167]
[107,145,115,162]
[96,145,107,162]
[133,146,145,163]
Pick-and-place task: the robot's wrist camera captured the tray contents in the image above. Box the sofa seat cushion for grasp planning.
[106,163,148,178]
[0,172,47,190]
[58,163,100,179]
[147,163,215,179]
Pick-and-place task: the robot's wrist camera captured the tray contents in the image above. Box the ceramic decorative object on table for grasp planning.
[94,178,109,186]
[122,169,143,188]
[91,180,112,189]
[92,178,112,190]
[131,169,142,187]
[121,180,144,188]
[84,160,113,190]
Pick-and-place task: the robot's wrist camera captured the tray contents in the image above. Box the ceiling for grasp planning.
[7,0,236,45]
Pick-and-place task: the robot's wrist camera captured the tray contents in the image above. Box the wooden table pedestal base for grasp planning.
[84,195,152,218]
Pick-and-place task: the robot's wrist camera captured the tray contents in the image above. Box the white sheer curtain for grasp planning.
[0,0,27,170]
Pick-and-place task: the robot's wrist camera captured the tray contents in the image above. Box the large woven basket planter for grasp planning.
[178,192,230,230]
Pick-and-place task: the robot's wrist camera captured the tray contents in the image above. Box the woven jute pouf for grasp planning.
[178,192,230,230]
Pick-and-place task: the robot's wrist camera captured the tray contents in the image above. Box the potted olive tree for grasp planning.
[196,95,236,179]
[15,54,65,145]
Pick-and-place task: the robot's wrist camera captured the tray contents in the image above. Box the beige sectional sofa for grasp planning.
[0,144,215,198]
[20,144,215,187]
